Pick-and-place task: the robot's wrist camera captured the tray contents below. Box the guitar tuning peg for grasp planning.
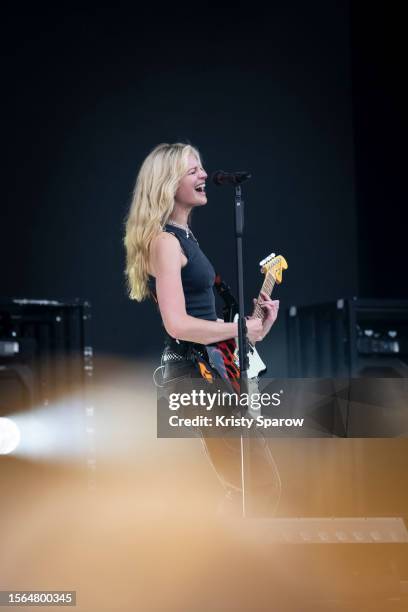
[259,253,276,267]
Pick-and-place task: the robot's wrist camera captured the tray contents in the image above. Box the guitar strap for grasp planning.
[214,274,238,322]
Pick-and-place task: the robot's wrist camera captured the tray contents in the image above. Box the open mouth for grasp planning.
[195,183,206,194]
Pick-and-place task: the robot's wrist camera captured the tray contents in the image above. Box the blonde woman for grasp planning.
[125,142,280,513]
[125,142,278,373]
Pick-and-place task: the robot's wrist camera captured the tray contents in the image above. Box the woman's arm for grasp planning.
[150,233,262,345]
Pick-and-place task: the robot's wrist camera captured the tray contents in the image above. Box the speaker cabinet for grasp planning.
[287,298,408,378]
[0,298,92,414]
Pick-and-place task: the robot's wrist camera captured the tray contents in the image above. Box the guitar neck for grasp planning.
[253,272,276,319]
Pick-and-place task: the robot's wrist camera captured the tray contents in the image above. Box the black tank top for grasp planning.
[149,224,217,321]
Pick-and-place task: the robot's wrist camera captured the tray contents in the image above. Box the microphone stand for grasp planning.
[234,184,251,518]
[235,185,249,390]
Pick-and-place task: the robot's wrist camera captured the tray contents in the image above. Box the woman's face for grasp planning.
[174,154,208,208]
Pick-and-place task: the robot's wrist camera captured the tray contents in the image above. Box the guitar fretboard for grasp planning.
[253,272,276,319]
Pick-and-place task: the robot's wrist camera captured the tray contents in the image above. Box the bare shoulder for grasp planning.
[151,231,179,249]
[149,231,182,275]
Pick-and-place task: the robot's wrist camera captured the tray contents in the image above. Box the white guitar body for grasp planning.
[233,313,267,380]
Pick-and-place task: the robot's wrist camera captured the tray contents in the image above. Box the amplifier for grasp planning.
[287,298,408,378]
[0,298,92,414]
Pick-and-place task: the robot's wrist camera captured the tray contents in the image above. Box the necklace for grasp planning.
[167,220,191,239]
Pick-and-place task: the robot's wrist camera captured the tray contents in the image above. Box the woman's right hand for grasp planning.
[246,317,264,344]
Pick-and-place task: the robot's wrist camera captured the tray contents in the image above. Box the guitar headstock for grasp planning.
[259,253,288,284]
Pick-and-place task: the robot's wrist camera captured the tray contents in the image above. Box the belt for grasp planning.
[163,336,207,362]
[162,350,186,363]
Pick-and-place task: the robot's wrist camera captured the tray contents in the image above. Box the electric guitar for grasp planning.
[199,253,288,393]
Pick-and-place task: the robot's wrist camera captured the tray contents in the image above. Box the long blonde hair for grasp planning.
[124,142,201,301]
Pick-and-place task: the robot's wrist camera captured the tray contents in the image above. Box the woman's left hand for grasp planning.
[251,291,279,340]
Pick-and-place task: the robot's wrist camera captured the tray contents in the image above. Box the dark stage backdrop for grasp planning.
[351,4,407,299]
[3,3,358,375]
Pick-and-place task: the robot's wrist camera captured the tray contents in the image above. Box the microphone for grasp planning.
[211,170,252,186]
